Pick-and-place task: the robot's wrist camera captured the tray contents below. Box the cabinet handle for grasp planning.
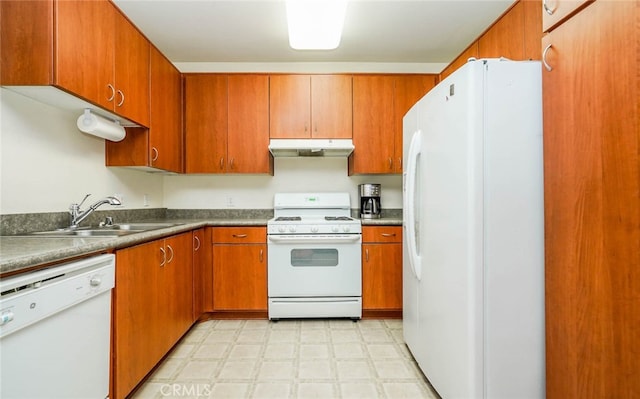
[388,158,393,170]
[365,248,369,262]
[259,249,264,262]
[230,158,235,170]
[304,122,308,133]
[397,157,402,170]
[166,244,174,264]
[106,84,115,102]
[160,247,166,266]
[232,234,248,238]
[381,233,396,237]
[194,235,201,251]
[542,0,555,15]
[542,44,553,72]
[116,90,125,107]
[219,157,225,170]
[151,147,159,162]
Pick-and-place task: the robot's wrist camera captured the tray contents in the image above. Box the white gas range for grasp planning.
[267,192,362,320]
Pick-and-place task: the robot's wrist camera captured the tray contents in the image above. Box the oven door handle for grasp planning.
[268,235,361,244]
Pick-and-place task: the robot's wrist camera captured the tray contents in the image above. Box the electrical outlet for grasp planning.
[143,194,149,207]
[226,196,235,208]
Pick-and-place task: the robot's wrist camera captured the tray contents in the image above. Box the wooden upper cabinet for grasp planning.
[227,75,273,174]
[184,74,228,173]
[542,0,593,33]
[113,10,150,126]
[1,0,150,126]
[148,46,182,172]
[393,75,437,173]
[55,0,115,111]
[350,75,395,174]
[270,75,311,138]
[478,1,525,60]
[184,74,273,175]
[350,74,435,175]
[270,74,352,139]
[440,42,479,81]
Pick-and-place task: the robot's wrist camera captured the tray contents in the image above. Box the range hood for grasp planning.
[268,139,354,157]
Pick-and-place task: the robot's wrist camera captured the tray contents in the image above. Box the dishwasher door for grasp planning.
[0,254,115,399]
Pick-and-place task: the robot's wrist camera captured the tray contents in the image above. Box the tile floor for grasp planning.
[131,319,439,399]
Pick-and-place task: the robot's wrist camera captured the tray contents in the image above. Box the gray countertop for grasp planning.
[0,216,402,277]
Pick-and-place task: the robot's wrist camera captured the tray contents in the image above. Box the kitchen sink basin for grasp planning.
[27,222,183,237]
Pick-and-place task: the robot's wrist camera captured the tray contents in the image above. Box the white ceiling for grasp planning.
[113,0,516,71]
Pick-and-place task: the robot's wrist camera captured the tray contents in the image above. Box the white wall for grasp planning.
[0,88,164,214]
[163,157,402,210]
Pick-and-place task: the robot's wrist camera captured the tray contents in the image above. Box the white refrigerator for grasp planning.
[402,58,545,399]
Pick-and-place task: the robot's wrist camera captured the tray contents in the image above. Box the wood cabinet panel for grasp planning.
[542,2,639,398]
[184,74,228,173]
[542,0,592,33]
[114,11,149,126]
[362,226,402,243]
[193,228,214,316]
[523,0,542,60]
[213,244,267,311]
[227,75,272,174]
[0,0,53,85]
[55,0,115,111]
[212,227,267,244]
[113,233,194,399]
[270,75,311,138]
[350,75,395,174]
[311,75,353,138]
[478,1,525,60]
[393,75,437,172]
[362,226,403,311]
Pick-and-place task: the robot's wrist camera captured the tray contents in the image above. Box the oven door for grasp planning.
[267,234,362,297]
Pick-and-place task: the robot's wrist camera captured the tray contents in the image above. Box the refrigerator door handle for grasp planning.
[405,130,422,280]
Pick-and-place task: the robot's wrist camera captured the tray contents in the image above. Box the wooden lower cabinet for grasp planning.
[112,232,193,399]
[212,227,268,312]
[362,226,403,316]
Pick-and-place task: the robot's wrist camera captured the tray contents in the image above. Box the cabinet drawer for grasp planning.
[542,0,593,33]
[362,226,402,243]
[212,227,266,244]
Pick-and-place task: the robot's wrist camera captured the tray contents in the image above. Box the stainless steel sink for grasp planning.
[27,222,183,237]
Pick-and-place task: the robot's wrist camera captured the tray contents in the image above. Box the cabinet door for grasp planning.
[542,0,592,32]
[393,75,437,173]
[193,228,213,318]
[542,2,639,398]
[270,74,311,138]
[113,239,165,399]
[164,233,194,346]
[362,243,402,310]
[311,75,352,138]
[213,244,267,310]
[184,74,228,173]
[350,75,395,174]
[227,75,272,174]
[114,10,150,126]
[55,0,115,110]
[149,46,182,172]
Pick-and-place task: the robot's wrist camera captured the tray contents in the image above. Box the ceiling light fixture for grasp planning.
[286,0,347,50]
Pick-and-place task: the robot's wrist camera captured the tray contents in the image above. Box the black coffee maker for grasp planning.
[359,184,381,219]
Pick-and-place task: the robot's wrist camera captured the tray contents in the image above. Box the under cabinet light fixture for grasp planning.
[286,0,347,50]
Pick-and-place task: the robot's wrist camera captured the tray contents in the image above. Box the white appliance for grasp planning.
[402,58,545,398]
[0,254,115,399]
[267,192,362,319]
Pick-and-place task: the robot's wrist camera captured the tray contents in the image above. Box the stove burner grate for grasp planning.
[275,216,302,221]
[325,216,353,221]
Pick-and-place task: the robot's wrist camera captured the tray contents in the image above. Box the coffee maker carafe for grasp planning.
[359,184,381,219]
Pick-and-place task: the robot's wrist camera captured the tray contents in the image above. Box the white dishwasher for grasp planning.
[0,253,115,399]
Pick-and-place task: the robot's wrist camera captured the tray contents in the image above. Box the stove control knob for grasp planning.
[311,226,319,233]
[278,226,286,233]
[288,226,297,233]
[331,226,339,233]
[342,225,351,233]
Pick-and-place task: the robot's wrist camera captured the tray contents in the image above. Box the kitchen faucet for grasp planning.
[69,194,122,228]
